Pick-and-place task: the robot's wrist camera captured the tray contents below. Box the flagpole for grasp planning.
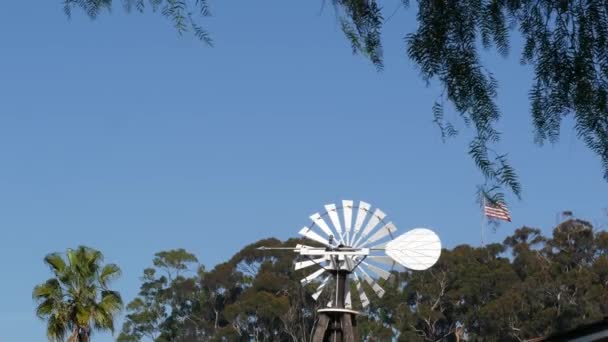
[481,195,485,247]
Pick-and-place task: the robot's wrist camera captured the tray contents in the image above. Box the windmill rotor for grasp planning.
[258,200,442,341]
[293,200,442,308]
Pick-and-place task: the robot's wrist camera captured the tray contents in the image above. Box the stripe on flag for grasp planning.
[484,202,511,222]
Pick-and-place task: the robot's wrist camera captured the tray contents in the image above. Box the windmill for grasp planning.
[259,200,442,341]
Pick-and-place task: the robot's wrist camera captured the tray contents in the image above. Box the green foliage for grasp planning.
[33,246,123,342]
[152,249,198,275]
[335,0,385,70]
[64,0,213,46]
[361,220,606,341]
[118,238,322,341]
[117,218,608,341]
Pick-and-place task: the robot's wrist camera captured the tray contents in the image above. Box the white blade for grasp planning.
[301,267,326,285]
[310,213,336,239]
[362,261,391,280]
[353,273,370,308]
[386,228,442,271]
[357,268,385,298]
[345,288,352,309]
[299,227,331,247]
[294,257,326,270]
[342,200,353,242]
[325,203,344,243]
[312,276,330,300]
[358,222,397,247]
[351,201,371,244]
[354,209,386,247]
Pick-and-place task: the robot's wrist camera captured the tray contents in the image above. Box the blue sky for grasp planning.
[1,0,607,341]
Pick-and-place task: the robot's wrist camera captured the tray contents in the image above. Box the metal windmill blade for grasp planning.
[312,276,330,301]
[342,200,354,244]
[350,201,371,246]
[352,271,370,308]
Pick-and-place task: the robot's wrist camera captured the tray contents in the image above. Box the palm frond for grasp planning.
[47,313,68,342]
[33,279,63,301]
[45,253,67,275]
[94,290,124,331]
[99,263,122,288]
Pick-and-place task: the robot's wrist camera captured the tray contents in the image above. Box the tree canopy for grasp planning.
[62,0,608,203]
[116,218,608,341]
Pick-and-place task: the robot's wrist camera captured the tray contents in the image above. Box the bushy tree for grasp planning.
[118,218,608,341]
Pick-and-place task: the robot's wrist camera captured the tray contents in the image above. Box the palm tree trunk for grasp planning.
[68,327,79,342]
[79,326,91,342]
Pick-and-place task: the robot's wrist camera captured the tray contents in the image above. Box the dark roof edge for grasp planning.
[529,317,608,341]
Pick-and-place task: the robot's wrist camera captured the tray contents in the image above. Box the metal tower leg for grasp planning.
[312,311,358,342]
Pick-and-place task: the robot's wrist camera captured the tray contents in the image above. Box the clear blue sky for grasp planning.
[1,1,606,341]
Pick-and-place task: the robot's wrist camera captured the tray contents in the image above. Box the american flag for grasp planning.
[484,202,511,222]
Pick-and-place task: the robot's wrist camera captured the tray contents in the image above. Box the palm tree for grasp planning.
[33,246,123,342]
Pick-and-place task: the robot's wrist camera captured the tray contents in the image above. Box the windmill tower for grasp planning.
[260,200,442,342]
